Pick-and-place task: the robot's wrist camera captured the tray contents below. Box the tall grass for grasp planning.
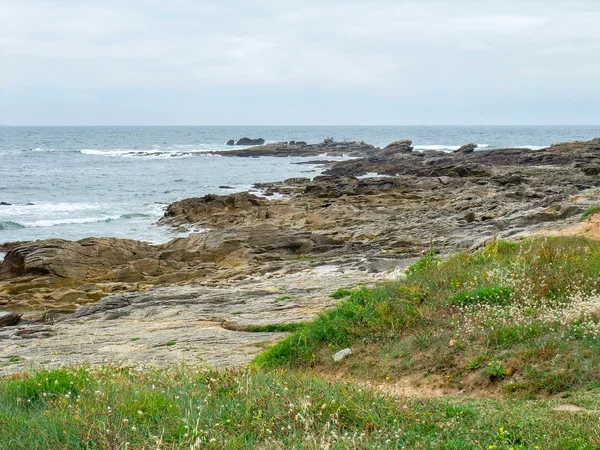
[1,364,599,449]
[253,237,600,396]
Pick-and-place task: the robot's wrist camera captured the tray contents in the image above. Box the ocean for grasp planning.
[1,125,599,252]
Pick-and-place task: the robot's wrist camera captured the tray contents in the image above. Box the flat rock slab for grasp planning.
[0,267,381,374]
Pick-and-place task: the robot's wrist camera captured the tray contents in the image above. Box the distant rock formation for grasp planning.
[226,140,235,146]
[381,139,413,156]
[235,137,265,146]
[454,143,478,154]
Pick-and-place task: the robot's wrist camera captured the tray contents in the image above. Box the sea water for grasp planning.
[1,125,598,248]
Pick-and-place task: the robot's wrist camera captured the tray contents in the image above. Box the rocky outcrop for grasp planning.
[235,137,265,146]
[454,143,478,154]
[2,137,600,372]
[548,138,600,154]
[0,238,155,280]
[226,140,235,146]
[213,140,379,158]
[161,192,266,226]
[2,137,600,315]
[381,139,413,156]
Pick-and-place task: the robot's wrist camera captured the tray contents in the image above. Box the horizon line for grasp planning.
[2,124,600,128]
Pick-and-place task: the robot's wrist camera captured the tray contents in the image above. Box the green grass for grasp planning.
[3,236,600,447]
[253,237,600,396]
[329,288,353,299]
[245,323,306,333]
[1,365,599,449]
[581,205,600,221]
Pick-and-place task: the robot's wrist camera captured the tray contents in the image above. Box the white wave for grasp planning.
[0,202,100,215]
[413,145,461,151]
[516,145,546,150]
[80,148,218,159]
[30,147,56,152]
[412,144,490,151]
[21,216,121,228]
[357,172,382,179]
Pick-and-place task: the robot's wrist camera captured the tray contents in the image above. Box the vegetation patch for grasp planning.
[254,237,600,396]
[1,365,599,449]
[581,205,600,221]
[448,286,512,306]
[329,288,353,299]
[245,323,305,333]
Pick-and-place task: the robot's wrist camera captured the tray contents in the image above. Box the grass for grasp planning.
[329,288,353,299]
[253,237,600,397]
[581,205,600,221]
[1,365,599,449]
[3,236,600,448]
[245,323,306,333]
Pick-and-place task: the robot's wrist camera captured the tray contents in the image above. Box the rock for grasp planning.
[381,139,413,156]
[210,141,378,158]
[219,185,234,189]
[0,202,11,206]
[236,137,265,146]
[0,238,155,280]
[333,348,352,362]
[454,143,478,154]
[226,140,235,146]
[0,312,22,327]
[582,167,600,176]
[48,289,88,304]
[289,141,296,145]
[161,192,265,226]
[549,138,600,153]
[464,212,476,223]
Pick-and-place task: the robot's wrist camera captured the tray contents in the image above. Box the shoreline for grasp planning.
[1,137,600,372]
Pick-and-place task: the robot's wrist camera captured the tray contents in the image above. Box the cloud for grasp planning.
[1,0,599,124]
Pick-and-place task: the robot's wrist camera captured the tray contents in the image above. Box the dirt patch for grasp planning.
[313,367,502,399]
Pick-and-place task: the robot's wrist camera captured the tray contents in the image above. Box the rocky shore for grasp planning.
[1,137,600,373]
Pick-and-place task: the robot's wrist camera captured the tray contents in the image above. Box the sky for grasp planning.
[1,0,599,126]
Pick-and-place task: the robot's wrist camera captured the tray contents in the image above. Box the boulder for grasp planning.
[0,238,155,280]
[161,192,265,226]
[454,143,478,154]
[381,139,413,156]
[226,140,235,146]
[236,137,265,146]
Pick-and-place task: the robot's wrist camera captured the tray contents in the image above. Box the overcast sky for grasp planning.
[1,0,599,125]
